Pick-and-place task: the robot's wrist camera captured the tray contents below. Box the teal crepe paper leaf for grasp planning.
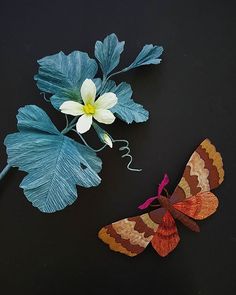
[4,105,102,213]
[100,79,116,93]
[34,51,98,109]
[95,33,125,76]
[16,104,61,135]
[101,81,149,124]
[123,44,163,72]
[50,77,102,110]
[112,83,149,124]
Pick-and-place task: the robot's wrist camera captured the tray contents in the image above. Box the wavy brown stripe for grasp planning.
[128,216,156,238]
[184,165,201,195]
[105,224,146,254]
[98,227,136,256]
[197,145,221,188]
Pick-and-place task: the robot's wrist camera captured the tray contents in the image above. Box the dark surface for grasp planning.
[0,0,235,294]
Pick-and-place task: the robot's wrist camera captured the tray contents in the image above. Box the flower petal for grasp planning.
[94,109,115,124]
[76,114,93,134]
[94,92,118,110]
[59,101,84,116]
[80,79,96,104]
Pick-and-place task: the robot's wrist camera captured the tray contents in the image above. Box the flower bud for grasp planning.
[93,123,113,148]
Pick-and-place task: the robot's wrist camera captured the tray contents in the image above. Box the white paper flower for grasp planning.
[60,79,118,134]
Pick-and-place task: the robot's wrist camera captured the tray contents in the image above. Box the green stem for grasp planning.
[61,116,78,134]
[107,68,127,80]
[97,75,109,96]
[61,117,107,152]
[97,68,128,95]
[72,129,107,152]
[0,164,11,181]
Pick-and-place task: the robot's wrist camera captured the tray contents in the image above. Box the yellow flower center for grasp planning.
[83,103,95,115]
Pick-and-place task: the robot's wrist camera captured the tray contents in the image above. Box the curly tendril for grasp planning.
[111,138,142,172]
[71,129,142,172]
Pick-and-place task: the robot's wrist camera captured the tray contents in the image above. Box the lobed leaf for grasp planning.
[124,44,163,71]
[4,105,102,213]
[101,81,149,124]
[95,33,125,76]
[34,51,98,109]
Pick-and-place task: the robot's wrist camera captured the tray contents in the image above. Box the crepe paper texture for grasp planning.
[0,33,163,213]
[98,138,224,257]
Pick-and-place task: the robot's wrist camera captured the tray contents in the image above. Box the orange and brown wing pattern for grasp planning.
[151,211,180,257]
[173,191,219,220]
[171,139,224,203]
[98,208,166,257]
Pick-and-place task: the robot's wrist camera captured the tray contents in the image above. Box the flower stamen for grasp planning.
[83,103,95,115]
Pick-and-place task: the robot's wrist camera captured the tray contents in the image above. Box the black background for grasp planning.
[0,0,235,294]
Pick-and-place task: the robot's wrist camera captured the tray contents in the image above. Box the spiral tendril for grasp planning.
[112,138,142,172]
[71,128,142,172]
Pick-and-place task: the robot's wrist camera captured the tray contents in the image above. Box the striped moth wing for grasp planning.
[170,138,224,204]
[99,139,224,257]
[151,192,219,257]
[151,211,180,257]
[173,191,219,220]
[98,208,166,257]
[151,139,224,257]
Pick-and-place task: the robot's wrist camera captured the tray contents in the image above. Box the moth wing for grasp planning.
[98,208,166,257]
[151,211,180,257]
[173,191,219,220]
[171,138,224,203]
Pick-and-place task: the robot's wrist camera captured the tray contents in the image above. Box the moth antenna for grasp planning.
[163,188,170,197]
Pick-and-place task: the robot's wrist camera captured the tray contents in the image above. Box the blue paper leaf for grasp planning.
[16,105,60,135]
[4,105,102,213]
[100,79,116,93]
[34,51,98,109]
[124,44,163,71]
[95,33,125,76]
[103,81,149,124]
